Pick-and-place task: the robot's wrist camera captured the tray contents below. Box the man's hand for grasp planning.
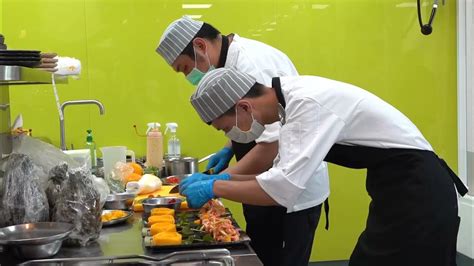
[181,179,215,209]
[180,172,230,193]
[206,147,234,172]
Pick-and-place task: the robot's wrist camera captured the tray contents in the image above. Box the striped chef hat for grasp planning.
[191,68,257,123]
[156,16,204,65]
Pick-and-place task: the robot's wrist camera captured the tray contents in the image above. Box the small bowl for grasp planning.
[142,197,182,214]
[104,192,136,210]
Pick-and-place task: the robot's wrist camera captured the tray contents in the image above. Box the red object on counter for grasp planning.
[166,176,180,184]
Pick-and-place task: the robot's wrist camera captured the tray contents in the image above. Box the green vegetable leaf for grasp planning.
[202,234,213,242]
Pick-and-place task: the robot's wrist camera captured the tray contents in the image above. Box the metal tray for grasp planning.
[0,56,41,61]
[0,60,40,67]
[144,232,250,251]
[0,50,41,56]
[101,210,133,227]
[143,209,250,251]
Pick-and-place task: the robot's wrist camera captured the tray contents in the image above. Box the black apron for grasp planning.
[326,145,465,266]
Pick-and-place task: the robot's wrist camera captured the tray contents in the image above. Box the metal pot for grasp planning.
[164,154,214,177]
[164,157,197,177]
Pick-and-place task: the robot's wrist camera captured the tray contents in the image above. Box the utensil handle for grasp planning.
[198,153,215,164]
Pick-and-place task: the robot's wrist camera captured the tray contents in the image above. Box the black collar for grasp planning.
[272,77,286,124]
[272,77,286,107]
[217,35,229,68]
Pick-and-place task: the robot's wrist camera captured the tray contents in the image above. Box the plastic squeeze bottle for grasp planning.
[165,122,181,159]
[145,122,163,168]
[85,129,97,168]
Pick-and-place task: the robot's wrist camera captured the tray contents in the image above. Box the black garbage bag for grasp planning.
[0,154,49,227]
[52,167,102,246]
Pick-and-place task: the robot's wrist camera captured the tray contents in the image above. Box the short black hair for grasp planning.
[220,82,266,117]
[180,22,221,59]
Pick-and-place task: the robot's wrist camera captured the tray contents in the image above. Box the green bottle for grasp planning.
[86,129,97,168]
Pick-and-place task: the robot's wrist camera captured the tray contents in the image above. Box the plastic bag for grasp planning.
[12,135,80,189]
[52,166,101,246]
[126,174,162,195]
[92,175,109,208]
[45,163,69,219]
[0,154,49,227]
[106,162,132,193]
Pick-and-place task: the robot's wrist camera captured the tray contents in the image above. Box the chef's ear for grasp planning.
[235,100,252,113]
[192,38,207,53]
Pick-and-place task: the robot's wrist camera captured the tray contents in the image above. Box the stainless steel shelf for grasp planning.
[0,65,68,85]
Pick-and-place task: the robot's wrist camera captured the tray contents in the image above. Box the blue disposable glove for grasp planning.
[181,179,216,209]
[206,147,234,172]
[180,172,230,194]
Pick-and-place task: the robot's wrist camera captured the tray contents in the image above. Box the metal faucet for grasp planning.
[60,100,105,150]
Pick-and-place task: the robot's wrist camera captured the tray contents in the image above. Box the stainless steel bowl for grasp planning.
[104,192,136,210]
[142,197,182,213]
[0,222,73,259]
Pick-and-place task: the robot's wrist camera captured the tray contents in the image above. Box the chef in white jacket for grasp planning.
[181,68,468,266]
[155,16,329,266]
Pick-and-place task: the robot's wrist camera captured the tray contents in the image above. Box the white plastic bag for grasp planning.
[92,175,110,207]
[12,135,80,189]
[126,174,162,195]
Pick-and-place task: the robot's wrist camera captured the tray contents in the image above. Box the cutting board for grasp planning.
[132,185,188,212]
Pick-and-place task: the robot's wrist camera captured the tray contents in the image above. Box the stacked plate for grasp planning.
[0,50,41,67]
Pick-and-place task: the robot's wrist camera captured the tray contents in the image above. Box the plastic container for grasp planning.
[100,146,135,179]
[146,122,163,168]
[85,129,97,168]
[165,122,180,159]
[63,149,91,170]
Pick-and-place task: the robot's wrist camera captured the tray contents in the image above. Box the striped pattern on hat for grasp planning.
[191,68,257,123]
[156,16,203,65]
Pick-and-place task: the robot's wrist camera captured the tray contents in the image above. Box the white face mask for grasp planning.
[225,107,265,143]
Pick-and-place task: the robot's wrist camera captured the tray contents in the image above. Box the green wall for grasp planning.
[0,0,3,32]
[1,0,458,262]
[1,0,7,135]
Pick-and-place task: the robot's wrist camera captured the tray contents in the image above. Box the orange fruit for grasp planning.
[126,173,142,183]
[128,162,144,175]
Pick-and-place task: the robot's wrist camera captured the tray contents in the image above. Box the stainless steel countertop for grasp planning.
[0,213,262,266]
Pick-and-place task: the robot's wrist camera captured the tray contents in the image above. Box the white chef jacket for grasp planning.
[225,34,297,144]
[225,35,330,212]
[256,76,433,212]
